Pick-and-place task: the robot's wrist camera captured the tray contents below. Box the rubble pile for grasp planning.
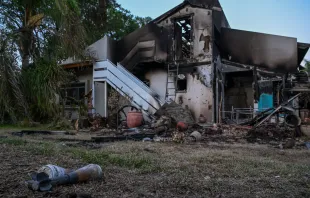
[247,124,295,142]
[221,125,251,136]
[154,102,195,125]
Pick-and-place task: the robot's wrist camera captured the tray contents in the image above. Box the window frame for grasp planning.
[61,81,87,107]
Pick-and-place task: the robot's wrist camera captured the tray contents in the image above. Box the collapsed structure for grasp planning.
[61,0,310,125]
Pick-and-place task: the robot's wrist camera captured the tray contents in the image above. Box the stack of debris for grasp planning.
[221,125,251,136]
[247,124,295,143]
[154,102,195,125]
[150,102,196,142]
[92,102,198,143]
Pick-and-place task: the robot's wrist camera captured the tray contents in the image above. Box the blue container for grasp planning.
[258,93,273,112]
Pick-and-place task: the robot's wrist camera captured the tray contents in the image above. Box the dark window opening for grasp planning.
[61,82,86,106]
[174,17,192,60]
[176,74,187,91]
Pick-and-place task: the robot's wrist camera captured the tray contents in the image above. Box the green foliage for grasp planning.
[21,59,73,121]
[304,59,310,72]
[0,0,152,123]
[0,0,86,67]
[0,33,29,123]
[79,0,152,44]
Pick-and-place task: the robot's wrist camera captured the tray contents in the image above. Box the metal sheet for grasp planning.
[220,28,298,72]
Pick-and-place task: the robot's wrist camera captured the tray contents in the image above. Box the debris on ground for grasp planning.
[151,115,174,129]
[142,137,152,142]
[27,164,103,192]
[176,121,188,132]
[300,124,310,138]
[221,125,251,136]
[19,120,41,128]
[88,113,106,132]
[48,117,73,130]
[154,101,195,125]
[92,132,156,143]
[247,124,295,143]
[189,131,202,142]
[172,129,185,143]
[279,138,296,149]
[12,130,67,137]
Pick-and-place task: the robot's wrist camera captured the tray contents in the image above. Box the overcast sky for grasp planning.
[117,0,310,62]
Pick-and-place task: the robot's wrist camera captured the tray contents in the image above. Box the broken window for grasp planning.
[174,17,192,60]
[61,82,86,106]
[176,74,187,92]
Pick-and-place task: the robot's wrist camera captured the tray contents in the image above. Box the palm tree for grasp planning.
[0,0,86,68]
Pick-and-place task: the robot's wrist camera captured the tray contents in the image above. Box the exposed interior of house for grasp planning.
[61,0,310,125]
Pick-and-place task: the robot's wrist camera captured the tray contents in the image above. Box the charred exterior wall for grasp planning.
[85,36,116,62]
[220,28,298,72]
[224,72,254,111]
[116,23,169,69]
[176,65,213,121]
[155,5,213,63]
[151,5,216,121]
[145,64,213,122]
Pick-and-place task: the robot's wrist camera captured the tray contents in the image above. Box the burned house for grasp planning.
[61,0,310,124]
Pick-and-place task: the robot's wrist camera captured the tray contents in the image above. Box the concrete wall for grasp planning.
[85,36,116,62]
[176,65,213,122]
[145,65,213,122]
[156,5,213,63]
[145,69,167,100]
[75,68,93,92]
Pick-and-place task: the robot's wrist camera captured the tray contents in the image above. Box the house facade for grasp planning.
[61,0,309,124]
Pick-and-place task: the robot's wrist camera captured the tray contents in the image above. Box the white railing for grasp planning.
[117,63,165,105]
[93,60,163,120]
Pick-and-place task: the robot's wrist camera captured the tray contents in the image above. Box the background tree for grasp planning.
[0,0,152,123]
[0,0,86,68]
[80,0,151,44]
[304,59,310,72]
[0,31,29,123]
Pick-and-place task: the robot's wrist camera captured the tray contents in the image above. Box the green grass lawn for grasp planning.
[0,133,310,197]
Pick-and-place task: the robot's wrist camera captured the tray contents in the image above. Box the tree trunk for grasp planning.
[19,28,34,68]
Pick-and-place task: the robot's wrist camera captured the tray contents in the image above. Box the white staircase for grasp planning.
[93,60,165,120]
